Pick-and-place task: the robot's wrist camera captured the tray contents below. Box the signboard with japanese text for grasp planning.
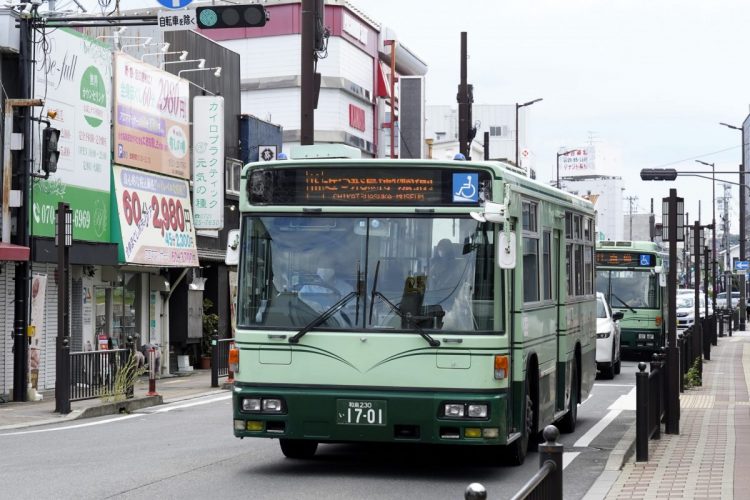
[113,53,190,179]
[31,28,112,242]
[157,9,197,31]
[113,165,199,267]
[559,147,594,176]
[192,96,225,230]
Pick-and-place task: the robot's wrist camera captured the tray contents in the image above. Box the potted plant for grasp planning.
[200,298,219,369]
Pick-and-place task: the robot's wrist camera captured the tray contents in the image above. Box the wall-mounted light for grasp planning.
[162,58,205,70]
[178,66,221,78]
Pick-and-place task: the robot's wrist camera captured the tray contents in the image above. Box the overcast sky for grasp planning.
[69,0,750,231]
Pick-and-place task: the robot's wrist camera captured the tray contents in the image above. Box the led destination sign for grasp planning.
[248,167,492,206]
[596,251,655,268]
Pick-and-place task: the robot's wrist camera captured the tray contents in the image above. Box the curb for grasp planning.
[582,424,636,499]
[78,395,164,419]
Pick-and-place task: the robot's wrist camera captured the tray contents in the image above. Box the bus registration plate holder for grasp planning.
[336,399,387,426]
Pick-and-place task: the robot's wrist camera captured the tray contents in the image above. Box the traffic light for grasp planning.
[41,126,60,175]
[640,168,678,181]
[196,5,268,29]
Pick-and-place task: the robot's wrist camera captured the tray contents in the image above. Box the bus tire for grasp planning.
[279,439,318,459]
[559,360,578,433]
[506,376,534,466]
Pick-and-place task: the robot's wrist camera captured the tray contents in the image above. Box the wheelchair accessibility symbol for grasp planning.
[452,173,479,202]
[639,254,652,266]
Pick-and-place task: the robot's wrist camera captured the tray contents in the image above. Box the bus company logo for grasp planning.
[452,173,479,203]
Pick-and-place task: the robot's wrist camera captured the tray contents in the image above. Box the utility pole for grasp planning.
[300,0,317,146]
[457,32,473,160]
[13,15,33,402]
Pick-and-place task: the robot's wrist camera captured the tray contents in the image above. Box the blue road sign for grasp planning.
[157,0,193,9]
[735,260,749,271]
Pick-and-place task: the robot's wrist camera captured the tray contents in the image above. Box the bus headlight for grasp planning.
[242,398,262,412]
[467,404,488,418]
[262,398,283,412]
[444,404,465,417]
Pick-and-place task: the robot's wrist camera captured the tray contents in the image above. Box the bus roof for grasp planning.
[596,241,664,253]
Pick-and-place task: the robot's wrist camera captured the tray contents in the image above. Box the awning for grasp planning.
[0,242,30,262]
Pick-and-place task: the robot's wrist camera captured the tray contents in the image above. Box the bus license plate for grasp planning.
[336,400,387,426]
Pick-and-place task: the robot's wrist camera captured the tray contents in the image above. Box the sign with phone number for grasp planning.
[113,165,199,266]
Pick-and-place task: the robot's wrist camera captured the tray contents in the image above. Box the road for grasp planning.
[0,362,639,500]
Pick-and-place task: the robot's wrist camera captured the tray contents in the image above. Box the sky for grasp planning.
[67,0,750,231]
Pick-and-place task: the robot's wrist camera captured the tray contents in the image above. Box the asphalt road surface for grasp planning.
[0,362,639,500]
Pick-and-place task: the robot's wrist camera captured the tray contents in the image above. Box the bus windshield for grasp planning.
[237,215,498,334]
[596,270,659,309]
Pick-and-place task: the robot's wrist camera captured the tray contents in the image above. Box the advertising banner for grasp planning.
[113,165,199,267]
[559,147,594,176]
[192,96,225,229]
[32,28,112,242]
[113,53,190,179]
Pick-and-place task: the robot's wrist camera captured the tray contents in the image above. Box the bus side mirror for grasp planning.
[497,232,516,269]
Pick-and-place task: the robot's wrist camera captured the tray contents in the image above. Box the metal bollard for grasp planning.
[147,347,159,396]
[636,362,649,461]
[464,483,487,500]
[719,310,724,337]
[539,425,563,498]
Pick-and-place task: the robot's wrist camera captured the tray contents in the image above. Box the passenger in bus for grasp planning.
[298,256,355,323]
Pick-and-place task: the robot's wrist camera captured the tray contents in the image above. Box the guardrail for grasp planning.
[465,426,563,500]
[636,357,665,461]
[69,348,132,402]
[211,336,234,387]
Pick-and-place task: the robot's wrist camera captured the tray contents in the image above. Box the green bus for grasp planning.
[595,241,667,354]
[231,148,597,465]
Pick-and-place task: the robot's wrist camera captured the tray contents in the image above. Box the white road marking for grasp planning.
[0,394,232,436]
[150,394,231,413]
[563,451,581,470]
[0,414,143,436]
[574,409,621,448]
[593,383,635,388]
[608,387,637,411]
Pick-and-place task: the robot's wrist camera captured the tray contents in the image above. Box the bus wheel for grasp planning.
[279,439,318,459]
[559,360,578,433]
[506,377,534,466]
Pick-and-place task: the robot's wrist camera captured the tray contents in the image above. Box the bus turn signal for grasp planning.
[229,346,240,374]
[494,355,508,380]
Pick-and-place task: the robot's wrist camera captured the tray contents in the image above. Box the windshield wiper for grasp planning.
[289,291,359,344]
[611,293,637,314]
[368,261,440,348]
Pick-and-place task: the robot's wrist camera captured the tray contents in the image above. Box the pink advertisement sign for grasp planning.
[114,53,190,179]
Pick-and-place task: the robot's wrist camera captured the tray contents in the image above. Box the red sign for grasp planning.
[349,104,366,132]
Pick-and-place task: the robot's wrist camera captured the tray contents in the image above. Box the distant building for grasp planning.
[426,104,537,175]
[202,0,428,158]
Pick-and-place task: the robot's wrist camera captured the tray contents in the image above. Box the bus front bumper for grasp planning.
[232,384,510,446]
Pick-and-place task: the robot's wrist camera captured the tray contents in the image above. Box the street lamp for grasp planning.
[515,98,543,169]
[719,121,746,330]
[696,160,718,316]
[556,149,576,189]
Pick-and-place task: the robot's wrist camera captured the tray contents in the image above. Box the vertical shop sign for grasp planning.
[193,96,225,229]
[32,28,112,242]
[113,53,190,179]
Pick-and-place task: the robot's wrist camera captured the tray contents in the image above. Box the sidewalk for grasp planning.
[0,368,227,431]
[599,328,750,499]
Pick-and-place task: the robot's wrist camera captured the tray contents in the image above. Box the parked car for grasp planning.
[715,291,740,310]
[675,295,710,330]
[596,292,623,379]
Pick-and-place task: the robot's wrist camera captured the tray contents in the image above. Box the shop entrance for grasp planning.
[94,273,141,349]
